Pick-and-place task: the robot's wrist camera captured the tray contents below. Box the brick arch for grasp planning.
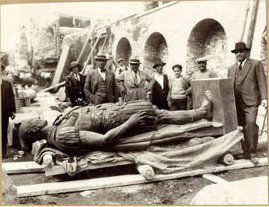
[115,37,132,62]
[187,18,227,77]
[143,32,168,72]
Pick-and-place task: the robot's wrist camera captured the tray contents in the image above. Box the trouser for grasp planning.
[236,101,259,154]
[170,98,187,110]
[2,115,9,156]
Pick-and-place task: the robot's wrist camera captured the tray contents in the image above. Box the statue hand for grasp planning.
[128,111,148,127]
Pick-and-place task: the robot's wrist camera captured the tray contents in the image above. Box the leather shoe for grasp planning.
[249,153,259,164]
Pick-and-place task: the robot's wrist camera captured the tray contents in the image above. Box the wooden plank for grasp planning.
[16,157,268,197]
[2,162,44,174]
[51,44,71,86]
[202,173,228,184]
[45,160,132,176]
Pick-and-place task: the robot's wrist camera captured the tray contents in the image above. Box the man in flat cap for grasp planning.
[65,61,87,107]
[192,56,217,80]
[84,54,118,105]
[117,58,154,102]
[228,42,267,163]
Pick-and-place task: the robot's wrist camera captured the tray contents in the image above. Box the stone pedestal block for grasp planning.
[192,78,237,134]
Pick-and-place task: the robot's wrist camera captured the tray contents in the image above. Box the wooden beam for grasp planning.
[51,44,71,86]
[2,161,44,174]
[45,160,132,176]
[16,157,267,197]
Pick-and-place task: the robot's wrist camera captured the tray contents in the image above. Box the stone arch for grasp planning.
[187,18,227,77]
[143,32,168,72]
[115,37,132,62]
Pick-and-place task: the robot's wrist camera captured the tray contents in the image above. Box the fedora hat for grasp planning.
[129,58,141,65]
[231,42,250,53]
[117,58,125,63]
[94,54,108,61]
[70,61,81,71]
[153,60,166,68]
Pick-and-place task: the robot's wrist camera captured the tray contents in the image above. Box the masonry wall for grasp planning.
[103,0,266,77]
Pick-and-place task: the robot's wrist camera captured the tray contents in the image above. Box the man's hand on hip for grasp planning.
[261,99,267,109]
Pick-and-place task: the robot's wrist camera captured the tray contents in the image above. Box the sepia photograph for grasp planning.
[1,0,268,205]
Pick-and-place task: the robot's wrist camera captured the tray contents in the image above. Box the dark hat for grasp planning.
[94,54,108,61]
[231,42,250,53]
[70,61,81,70]
[117,58,125,63]
[153,60,166,68]
[129,58,141,65]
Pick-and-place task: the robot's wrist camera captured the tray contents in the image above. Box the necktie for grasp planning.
[239,62,242,71]
[134,72,138,85]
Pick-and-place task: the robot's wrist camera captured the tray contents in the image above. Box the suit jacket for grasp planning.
[1,78,16,118]
[228,59,267,106]
[84,69,118,104]
[117,69,154,102]
[151,74,169,109]
[65,73,86,106]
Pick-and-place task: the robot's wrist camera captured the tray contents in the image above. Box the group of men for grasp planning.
[1,41,267,164]
[62,41,268,162]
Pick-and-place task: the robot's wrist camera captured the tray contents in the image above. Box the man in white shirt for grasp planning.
[151,60,169,109]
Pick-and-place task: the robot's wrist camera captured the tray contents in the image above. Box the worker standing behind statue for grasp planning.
[65,61,87,107]
[84,54,118,105]
[168,64,191,110]
[116,58,155,102]
[188,56,217,109]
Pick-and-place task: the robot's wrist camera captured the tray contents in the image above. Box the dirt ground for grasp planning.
[2,146,268,205]
[2,98,268,205]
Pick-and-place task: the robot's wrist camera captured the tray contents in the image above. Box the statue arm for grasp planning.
[79,111,148,147]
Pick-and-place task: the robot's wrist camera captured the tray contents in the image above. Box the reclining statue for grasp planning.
[18,91,213,156]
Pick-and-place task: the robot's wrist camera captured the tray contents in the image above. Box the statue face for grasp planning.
[16,118,48,151]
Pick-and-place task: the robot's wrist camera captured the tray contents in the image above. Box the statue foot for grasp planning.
[200,90,213,120]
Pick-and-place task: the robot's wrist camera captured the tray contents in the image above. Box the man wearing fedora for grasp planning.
[115,58,128,78]
[151,60,169,109]
[84,54,118,105]
[228,41,267,163]
[117,58,154,102]
[65,61,87,107]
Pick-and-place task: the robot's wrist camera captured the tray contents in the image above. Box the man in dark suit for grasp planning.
[65,61,87,107]
[228,42,267,163]
[84,54,118,105]
[1,63,16,158]
[151,60,169,109]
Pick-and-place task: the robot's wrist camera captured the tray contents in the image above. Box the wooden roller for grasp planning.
[136,164,155,180]
[42,154,54,168]
[219,153,234,165]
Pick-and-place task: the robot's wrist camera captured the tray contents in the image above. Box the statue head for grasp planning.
[14,118,48,151]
